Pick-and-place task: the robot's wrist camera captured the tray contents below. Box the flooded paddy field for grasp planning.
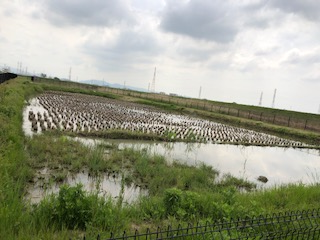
[23,91,320,204]
[23,91,307,147]
[25,137,320,203]
[75,138,320,187]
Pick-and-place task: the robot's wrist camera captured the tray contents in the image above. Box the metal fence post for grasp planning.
[304,120,308,130]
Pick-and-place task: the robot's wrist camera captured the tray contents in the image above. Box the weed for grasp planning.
[217,173,257,191]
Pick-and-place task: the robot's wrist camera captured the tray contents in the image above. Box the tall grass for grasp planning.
[0,77,42,238]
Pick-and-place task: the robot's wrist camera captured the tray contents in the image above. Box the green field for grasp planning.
[1,76,320,239]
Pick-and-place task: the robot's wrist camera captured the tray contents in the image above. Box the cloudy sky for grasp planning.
[1,0,320,114]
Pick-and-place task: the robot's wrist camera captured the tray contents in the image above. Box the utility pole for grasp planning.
[198,86,202,99]
[17,62,22,73]
[259,91,263,106]
[272,89,277,108]
[69,67,72,81]
[150,67,156,93]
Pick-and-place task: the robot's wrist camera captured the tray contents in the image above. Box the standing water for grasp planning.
[92,139,320,187]
[27,168,147,204]
[22,96,320,202]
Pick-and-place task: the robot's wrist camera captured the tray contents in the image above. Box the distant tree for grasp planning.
[40,73,47,78]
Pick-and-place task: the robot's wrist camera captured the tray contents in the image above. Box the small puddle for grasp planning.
[26,169,147,204]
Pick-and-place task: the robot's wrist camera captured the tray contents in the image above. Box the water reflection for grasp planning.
[80,139,320,187]
[23,98,48,136]
[27,138,320,203]
[27,170,147,204]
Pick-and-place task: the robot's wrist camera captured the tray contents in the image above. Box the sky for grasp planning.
[1,0,320,114]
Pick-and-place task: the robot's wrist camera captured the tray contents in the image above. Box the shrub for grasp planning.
[35,184,92,230]
[163,188,201,220]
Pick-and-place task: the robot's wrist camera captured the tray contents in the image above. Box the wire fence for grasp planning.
[32,77,320,133]
[84,209,320,240]
[124,91,320,133]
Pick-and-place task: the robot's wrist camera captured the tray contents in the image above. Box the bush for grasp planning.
[163,188,201,220]
[35,184,92,230]
[56,184,92,229]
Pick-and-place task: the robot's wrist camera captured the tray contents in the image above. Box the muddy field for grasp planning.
[24,91,306,147]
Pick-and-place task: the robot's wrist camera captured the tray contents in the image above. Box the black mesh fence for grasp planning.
[83,209,320,240]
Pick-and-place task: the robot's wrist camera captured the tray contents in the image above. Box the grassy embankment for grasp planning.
[1,76,320,239]
[134,99,320,146]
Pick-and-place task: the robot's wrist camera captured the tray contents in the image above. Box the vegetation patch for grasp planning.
[134,99,183,112]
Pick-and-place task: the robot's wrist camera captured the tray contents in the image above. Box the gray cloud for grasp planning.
[40,0,135,27]
[160,0,238,43]
[83,30,162,71]
[283,49,320,65]
[112,31,161,54]
[175,42,229,64]
[269,0,320,21]
[176,47,215,62]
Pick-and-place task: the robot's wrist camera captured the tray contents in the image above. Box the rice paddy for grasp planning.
[24,91,307,148]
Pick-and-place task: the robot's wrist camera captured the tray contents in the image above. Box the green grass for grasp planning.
[41,83,118,100]
[182,106,320,146]
[134,99,184,112]
[1,76,320,239]
[0,76,42,239]
[206,99,320,122]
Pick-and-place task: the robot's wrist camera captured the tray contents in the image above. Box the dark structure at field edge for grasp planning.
[0,73,17,84]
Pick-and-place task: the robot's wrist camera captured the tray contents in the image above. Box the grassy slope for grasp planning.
[0,77,40,238]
